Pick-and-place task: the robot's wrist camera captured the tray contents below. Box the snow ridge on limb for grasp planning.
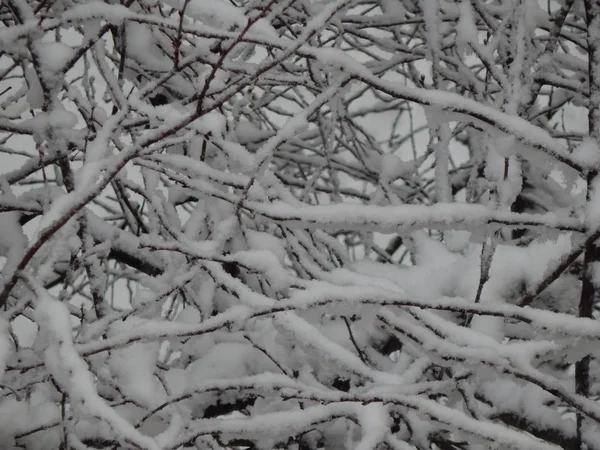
[246,201,584,233]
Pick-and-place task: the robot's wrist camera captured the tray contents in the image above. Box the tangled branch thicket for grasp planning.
[1,0,600,449]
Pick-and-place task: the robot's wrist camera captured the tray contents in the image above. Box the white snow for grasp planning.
[186,342,278,383]
[61,2,132,25]
[32,192,74,244]
[232,249,292,291]
[194,111,227,138]
[245,230,287,264]
[126,22,173,72]
[355,403,390,450]
[218,140,256,173]
[421,1,440,63]
[0,212,27,278]
[379,153,415,182]
[108,317,165,408]
[380,0,406,17]
[24,66,43,109]
[316,48,372,79]
[37,42,74,73]
[572,138,600,169]
[163,0,277,38]
[154,412,185,448]
[456,0,478,56]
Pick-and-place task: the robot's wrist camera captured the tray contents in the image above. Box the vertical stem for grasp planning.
[576,241,594,447]
[577,2,600,448]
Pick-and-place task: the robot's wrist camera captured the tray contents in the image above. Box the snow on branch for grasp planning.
[1,0,600,449]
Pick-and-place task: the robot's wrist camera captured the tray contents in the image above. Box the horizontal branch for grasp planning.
[246,201,585,233]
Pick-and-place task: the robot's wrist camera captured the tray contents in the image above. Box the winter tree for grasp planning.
[1,0,600,448]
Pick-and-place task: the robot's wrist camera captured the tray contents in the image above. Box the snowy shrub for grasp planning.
[1,0,600,449]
